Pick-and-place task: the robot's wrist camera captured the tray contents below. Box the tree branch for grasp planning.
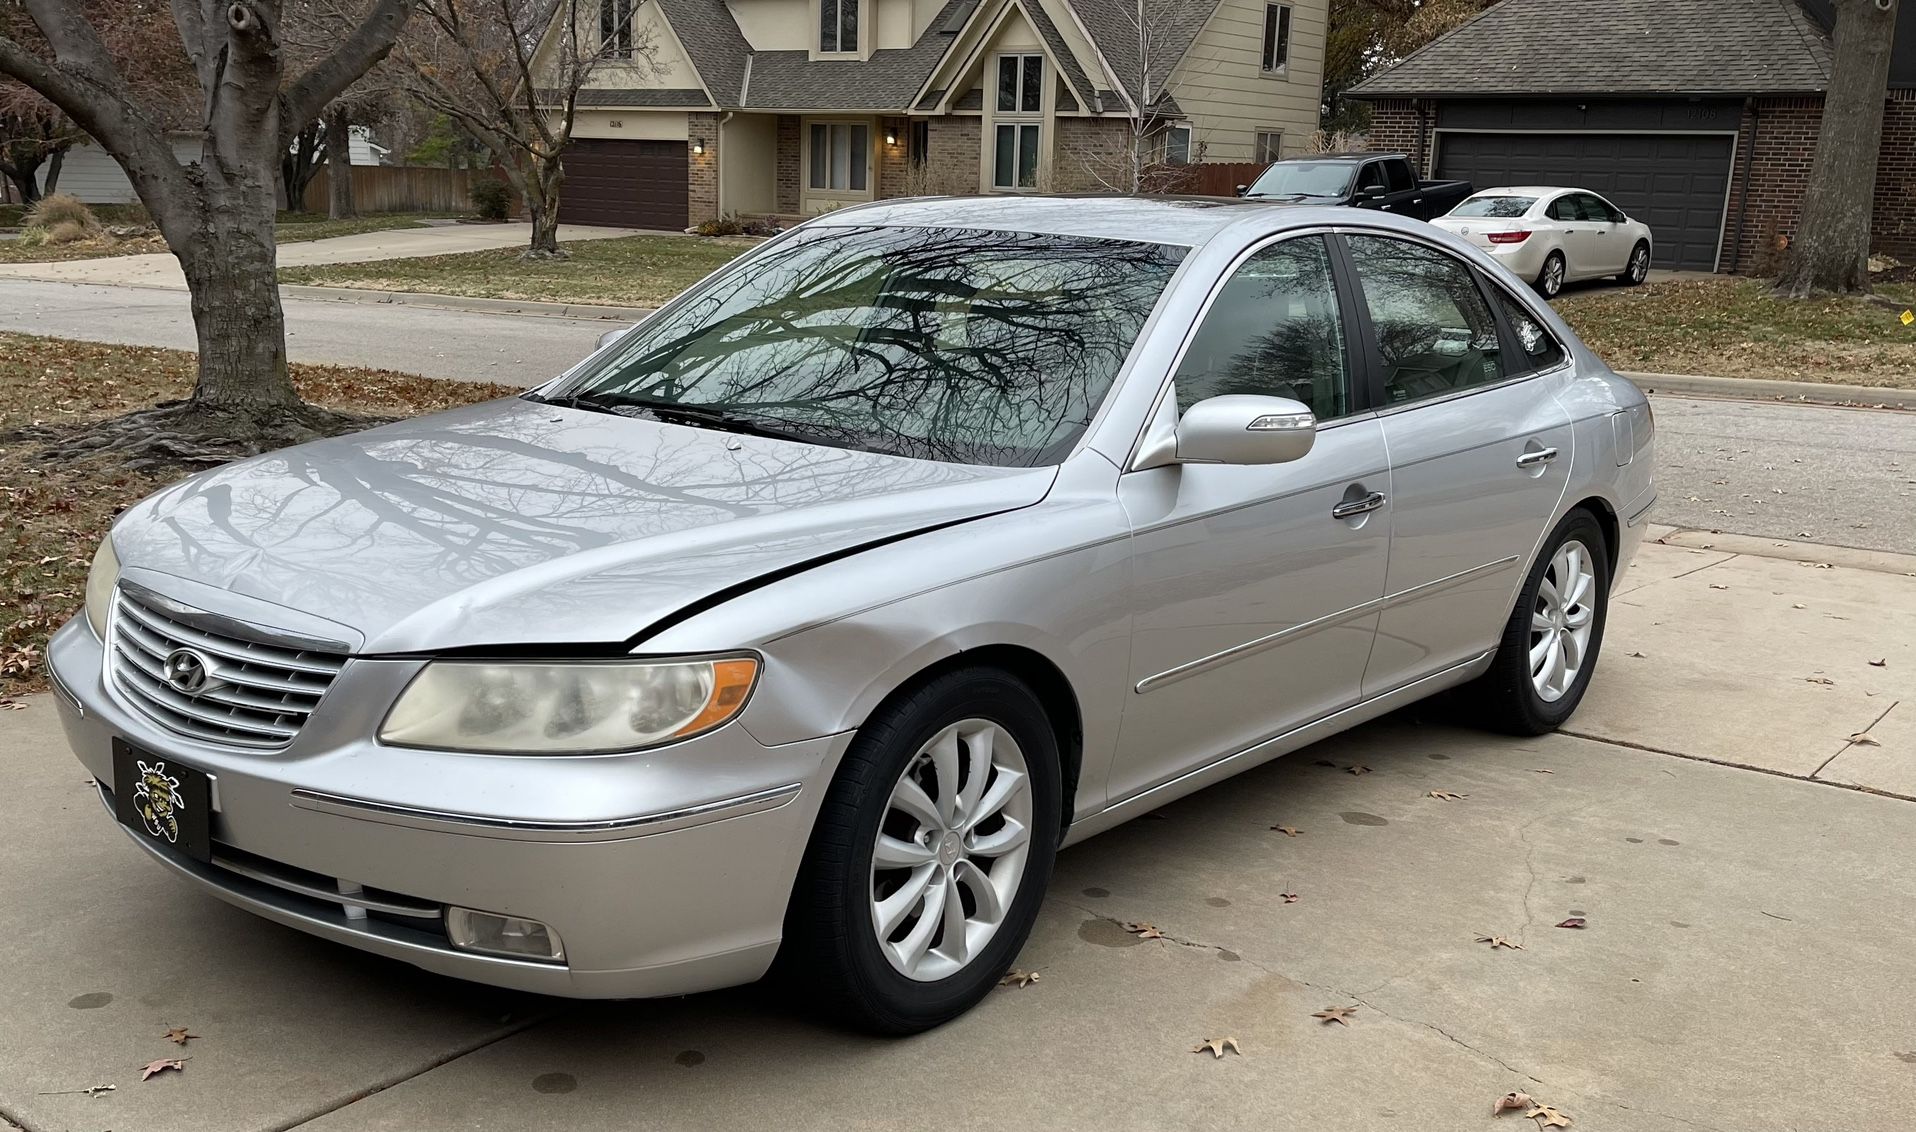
[281,0,416,134]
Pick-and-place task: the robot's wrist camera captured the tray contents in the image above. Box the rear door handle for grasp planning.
[1516,447,1559,467]
[1332,491,1387,519]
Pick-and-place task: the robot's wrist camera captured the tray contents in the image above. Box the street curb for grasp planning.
[1623,370,1916,410]
[276,284,651,323]
[1646,524,1916,577]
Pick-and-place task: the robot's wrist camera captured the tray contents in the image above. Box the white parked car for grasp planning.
[1434,188,1654,298]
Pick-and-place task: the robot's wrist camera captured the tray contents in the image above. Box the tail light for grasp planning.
[1486,230,1532,244]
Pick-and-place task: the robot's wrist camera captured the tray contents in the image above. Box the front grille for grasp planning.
[108,588,345,748]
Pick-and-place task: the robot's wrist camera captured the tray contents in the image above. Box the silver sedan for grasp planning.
[50,197,1655,1034]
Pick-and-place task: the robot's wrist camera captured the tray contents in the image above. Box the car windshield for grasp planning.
[1243,161,1357,200]
[551,225,1185,467]
[1450,196,1536,218]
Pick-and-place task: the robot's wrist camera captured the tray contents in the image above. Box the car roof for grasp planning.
[1271,152,1406,164]
[807,194,1308,247]
[1468,187,1579,198]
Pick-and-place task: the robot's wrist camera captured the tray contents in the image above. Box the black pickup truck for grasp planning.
[1237,153,1473,222]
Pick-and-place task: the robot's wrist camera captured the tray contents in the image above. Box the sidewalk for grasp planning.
[1,533,1911,1132]
[0,222,641,289]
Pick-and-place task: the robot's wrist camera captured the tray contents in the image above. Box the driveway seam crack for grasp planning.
[1811,699,1900,779]
[1559,728,1916,803]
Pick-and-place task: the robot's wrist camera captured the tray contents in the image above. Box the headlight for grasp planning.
[378,656,760,754]
[84,537,120,640]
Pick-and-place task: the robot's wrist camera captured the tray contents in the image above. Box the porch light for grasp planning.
[885,129,898,146]
[692,138,705,155]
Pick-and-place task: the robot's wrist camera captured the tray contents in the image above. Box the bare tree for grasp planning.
[1775,0,1900,297]
[0,93,80,204]
[1065,0,1210,193]
[391,0,659,257]
[0,0,418,462]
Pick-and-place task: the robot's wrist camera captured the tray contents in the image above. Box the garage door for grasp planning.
[559,138,688,230]
[1435,133,1734,271]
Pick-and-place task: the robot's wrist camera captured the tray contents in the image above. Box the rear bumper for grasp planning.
[49,617,848,998]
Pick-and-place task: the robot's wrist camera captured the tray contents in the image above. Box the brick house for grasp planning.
[1347,0,1916,274]
[532,0,1331,229]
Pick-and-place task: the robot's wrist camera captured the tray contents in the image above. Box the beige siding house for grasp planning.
[533,0,1328,228]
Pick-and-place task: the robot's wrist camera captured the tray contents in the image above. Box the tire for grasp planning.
[1463,510,1610,736]
[1618,241,1651,286]
[1534,251,1566,299]
[781,667,1061,1034]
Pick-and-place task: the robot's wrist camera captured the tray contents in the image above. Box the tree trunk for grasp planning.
[326,105,356,220]
[523,154,566,257]
[42,146,63,196]
[1774,0,1899,297]
[1,162,41,205]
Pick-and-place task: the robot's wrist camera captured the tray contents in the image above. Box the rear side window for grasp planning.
[1493,288,1566,372]
[1174,236,1352,420]
[1384,160,1413,193]
[1344,234,1504,405]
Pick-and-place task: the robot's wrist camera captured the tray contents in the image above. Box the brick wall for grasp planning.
[776,115,800,213]
[876,117,912,199]
[1365,100,1430,174]
[1723,96,1823,274]
[687,111,719,226]
[1053,117,1135,190]
[1876,91,1916,261]
[923,116,981,193]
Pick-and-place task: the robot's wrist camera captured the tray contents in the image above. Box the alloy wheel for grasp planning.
[1542,255,1565,296]
[1630,246,1650,283]
[869,718,1033,982]
[1529,538,1595,702]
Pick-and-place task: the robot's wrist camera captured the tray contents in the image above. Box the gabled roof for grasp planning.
[744,0,973,109]
[1349,0,1832,99]
[1068,0,1222,107]
[654,0,752,106]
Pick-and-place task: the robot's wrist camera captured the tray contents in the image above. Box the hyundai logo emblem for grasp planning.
[161,648,218,696]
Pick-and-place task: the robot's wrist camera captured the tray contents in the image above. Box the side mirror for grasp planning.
[1174,395,1316,466]
[596,325,631,351]
[1235,184,1249,197]
[1358,184,1387,200]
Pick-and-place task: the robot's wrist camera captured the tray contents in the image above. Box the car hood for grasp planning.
[114,398,1056,653]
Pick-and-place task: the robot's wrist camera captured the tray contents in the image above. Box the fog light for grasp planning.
[446,907,565,962]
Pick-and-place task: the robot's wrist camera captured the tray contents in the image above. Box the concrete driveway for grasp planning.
[3,534,1912,1132]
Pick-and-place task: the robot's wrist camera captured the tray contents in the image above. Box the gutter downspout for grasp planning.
[1414,100,1430,175]
[1729,96,1759,275]
[717,110,735,218]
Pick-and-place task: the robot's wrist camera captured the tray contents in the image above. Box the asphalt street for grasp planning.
[4,277,1914,554]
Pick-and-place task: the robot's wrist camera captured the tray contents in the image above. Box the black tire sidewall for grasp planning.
[793,669,1061,1034]
[1624,242,1650,285]
[1489,511,1611,734]
[1537,252,1565,297]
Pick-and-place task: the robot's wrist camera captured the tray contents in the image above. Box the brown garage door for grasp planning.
[559,138,688,230]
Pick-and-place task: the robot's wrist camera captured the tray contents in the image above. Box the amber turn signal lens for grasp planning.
[671,657,760,738]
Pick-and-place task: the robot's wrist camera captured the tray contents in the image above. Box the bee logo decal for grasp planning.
[133,759,186,844]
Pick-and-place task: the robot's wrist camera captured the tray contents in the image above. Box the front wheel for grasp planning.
[1463,510,1610,736]
[782,668,1061,1034]
[1619,241,1651,285]
[1534,251,1566,298]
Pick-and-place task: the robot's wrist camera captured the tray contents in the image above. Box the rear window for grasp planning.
[1450,196,1535,218]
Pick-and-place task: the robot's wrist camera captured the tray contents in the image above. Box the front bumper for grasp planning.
[49,617,846,998]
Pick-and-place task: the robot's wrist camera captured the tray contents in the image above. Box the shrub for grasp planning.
[26,192,98,232]
[694,214,744,237]
[41,218,94,245]
[469,179,513,221]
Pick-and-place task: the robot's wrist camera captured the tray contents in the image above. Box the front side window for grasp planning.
[599,0,634,57]
[1174,236,1351,420]
[808,123,869,191]
[1345,234,1504,404]
[1255,130,1284,163]
[1354,162,1387,193]
[1261,3,1291,72]
[1578,193,1622,223]
[561,226,1185,466]
[993,123,1041,188]
[820,0,858,52]
[997,55,1043,113]
[1383,160,1413,193]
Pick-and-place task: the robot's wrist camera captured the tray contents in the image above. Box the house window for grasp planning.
[1260,3,1291,73]
[599,0,634,58]
[1255,130,1284,162]
[1163,125,1193,165]
[910,119,930,168]
[808,122,869,191]
[996,55,1043,114]
[993,123,1041,189]
[820,0,858,53]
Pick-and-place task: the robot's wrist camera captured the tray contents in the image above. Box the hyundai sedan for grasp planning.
[51,197,1655,1034]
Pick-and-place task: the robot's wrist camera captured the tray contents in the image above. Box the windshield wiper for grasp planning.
[524,388,634,416]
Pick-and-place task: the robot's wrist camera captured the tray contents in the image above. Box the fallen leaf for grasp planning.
[1626,650,1645,658]
[1493,1090,1534,1115]
[1792,603,1806,609]
[139,1058,188,1081]
[1850,733,1881,746]
[1526,1103,1573,1128]
[1555,917,1586,929]
[1280,891,1299,903]
[1427,790,1466,800]
[1123,921,1165,940]
[1475,935,1524,950]
[163,1027,198,1046]
[0,700,27,711]
[1313,759,1337,768]
[1191,1036,1241,1058]
[1346,765,1372,776]
[1869,658,1888,667]
[1708,583,1729,590]
[1813,562,1833,569]
[1271,825,1302,836]
[1806,676,1836,685]
[1312,1005,1357,1026]
[1531,768,1555,774]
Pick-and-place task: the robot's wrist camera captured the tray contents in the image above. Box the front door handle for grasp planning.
[1332,491,1387,519]
[1516,447,1559,467]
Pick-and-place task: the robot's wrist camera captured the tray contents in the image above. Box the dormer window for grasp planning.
[599,0,634,58]
[821,0,858,53]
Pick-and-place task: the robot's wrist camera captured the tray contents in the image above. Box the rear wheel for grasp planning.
[1619,241,1651,285]
[782,668,1060,1034]
[1463,510,1610,735]
[1534,251,1566,298]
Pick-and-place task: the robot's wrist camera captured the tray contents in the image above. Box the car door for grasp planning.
[1579,193,1631,273]
[1111,234,1391,803]
[1352,160,1390,210]
[1544,194,1596,275]
[1337,231,1574,697]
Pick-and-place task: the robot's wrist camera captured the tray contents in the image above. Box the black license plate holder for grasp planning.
[112,739,212,863]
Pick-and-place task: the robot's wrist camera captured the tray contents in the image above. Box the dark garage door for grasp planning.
[559,138,688,230]
[1435,133,1734,271]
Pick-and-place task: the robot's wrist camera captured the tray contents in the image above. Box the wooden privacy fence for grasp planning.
[1145,162,1268,197]
[301,166,486,213]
